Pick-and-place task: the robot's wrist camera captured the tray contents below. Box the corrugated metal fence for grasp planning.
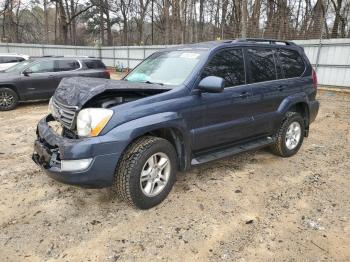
[1,39,349,87]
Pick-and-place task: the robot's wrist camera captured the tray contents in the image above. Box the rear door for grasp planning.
[52,59,82,90]
[192,48,256,151]
[246,47,285,137]
[81,59,109,78]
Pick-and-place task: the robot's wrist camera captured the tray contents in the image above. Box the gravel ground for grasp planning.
[0,90,349,262]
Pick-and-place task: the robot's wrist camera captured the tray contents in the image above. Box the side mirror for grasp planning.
[23,69,32,76]
[197,76,225,93]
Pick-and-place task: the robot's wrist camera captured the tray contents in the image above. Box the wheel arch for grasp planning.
[0,84,21,100]
[277,94,311,137]
[288,102,310,136]
[146,127,190,171]
[108,113,192,172]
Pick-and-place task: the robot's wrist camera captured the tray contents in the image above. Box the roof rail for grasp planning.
[41,55,64,57]
[234,38,295,45]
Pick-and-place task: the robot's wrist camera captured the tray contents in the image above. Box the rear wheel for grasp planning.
[0,88,19,111]
[271,112,305,157]
[114,136,177,209]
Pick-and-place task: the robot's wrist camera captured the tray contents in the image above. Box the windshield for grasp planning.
[4,59,33,73]
[125,50,206,86]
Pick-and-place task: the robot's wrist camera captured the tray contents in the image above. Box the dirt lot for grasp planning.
[0,90,349,262]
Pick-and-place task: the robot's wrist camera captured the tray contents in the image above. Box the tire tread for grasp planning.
[114,136,167,207]
[271,111,303,157]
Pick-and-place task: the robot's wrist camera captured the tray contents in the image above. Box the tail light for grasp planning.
[312,69,318,89]
[105,69,111,78]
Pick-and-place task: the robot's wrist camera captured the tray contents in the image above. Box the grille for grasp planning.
[52,98,78,130]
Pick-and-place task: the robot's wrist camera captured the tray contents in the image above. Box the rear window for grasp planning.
[278,49,305,78]
[56,60,80,71]
[247,48,276,83]
[83,59,106,69]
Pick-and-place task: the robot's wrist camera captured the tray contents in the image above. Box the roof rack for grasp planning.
[234,38,295,46]
[41,55,64,57]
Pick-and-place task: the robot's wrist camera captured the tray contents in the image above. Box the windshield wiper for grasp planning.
[143,80,164,86]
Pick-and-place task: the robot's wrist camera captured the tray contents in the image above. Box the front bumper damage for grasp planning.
[32,114,122,188]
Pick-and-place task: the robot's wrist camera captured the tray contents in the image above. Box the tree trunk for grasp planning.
[199,0,204,41]
[105,0,113,45]
[241,0,247,38]
[99,2,105,46]
[331,0,343,38]
[44,0,49,43]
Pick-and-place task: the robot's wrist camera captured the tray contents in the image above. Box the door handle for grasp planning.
[277,85,286,91]
[238,91,250,98]
[48,75,56,79]
[232,92,250,99]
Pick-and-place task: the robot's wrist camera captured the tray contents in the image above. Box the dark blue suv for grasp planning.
[32,39,319,209]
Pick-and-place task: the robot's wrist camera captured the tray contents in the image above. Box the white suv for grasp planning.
[0,54,29,71]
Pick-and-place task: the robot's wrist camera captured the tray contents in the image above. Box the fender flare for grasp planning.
[277,92,310,116]
[274,92,311,135]
[0,84,21,100]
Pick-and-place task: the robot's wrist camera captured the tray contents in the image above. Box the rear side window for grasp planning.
[278,49,305,78]
[202,49,245,87]
[83,59,106,69]
[247,48,276,83]
[56,60,80,71]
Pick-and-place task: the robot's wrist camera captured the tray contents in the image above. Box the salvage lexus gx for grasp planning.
[32,39,319,209]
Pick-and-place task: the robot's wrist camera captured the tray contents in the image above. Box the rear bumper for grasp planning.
[309,100,320,123]
[32,115,123,188]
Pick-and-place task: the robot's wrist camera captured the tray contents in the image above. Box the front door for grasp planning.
[20,60,58,100]
[192,48,256,151]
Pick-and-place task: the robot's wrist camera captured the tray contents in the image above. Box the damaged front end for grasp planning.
[49,77,169,139]
[32,77,170,187]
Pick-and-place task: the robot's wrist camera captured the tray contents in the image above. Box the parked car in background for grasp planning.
[0,57,110,110]
[0,53,29,71]
[32,39,319,209]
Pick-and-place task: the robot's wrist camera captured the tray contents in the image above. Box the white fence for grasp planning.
[1,39,350,87]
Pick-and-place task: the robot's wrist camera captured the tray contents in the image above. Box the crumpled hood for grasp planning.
[54,77,170,108]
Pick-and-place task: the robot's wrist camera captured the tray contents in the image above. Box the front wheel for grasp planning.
[114,136,177,209]
[0,88,19,111]
[271,112,305,157]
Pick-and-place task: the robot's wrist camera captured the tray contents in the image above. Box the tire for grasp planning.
[270,112,305,157]
[0,88,19,111]
[114,136,178,209]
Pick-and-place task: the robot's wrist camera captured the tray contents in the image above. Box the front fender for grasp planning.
[108,112,188,140]
[99,112,191,170]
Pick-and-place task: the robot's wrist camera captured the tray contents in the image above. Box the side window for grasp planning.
[278,49,305,78]
[247,48,276,83]
[56,60,80,71]
[84,59,106,69]
[2,57,20,63]
[202,49,245,87]
[27,60,55,73]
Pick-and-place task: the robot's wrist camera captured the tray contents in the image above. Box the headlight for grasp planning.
[48,97,54,115]
[77,108,113,137]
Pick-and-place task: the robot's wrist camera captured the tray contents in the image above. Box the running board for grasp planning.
[191,137,274,165]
